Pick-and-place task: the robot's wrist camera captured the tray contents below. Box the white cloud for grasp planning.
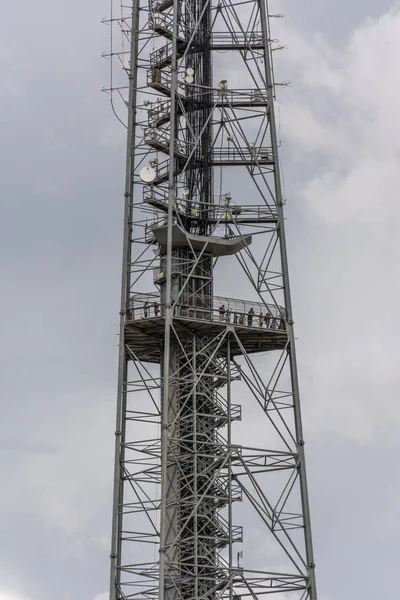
[280,5,400,224]
[0,590,30,600]
[92,594,108,600]
[272,4,400,446]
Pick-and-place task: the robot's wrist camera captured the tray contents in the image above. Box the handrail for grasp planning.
[144,127,273,164]
[127,292,286,329]
[143,188,277,221]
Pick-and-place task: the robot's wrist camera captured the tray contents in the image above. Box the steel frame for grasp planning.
[105,0,317,599]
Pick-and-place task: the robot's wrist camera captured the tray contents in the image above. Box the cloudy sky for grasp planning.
[1,1,400,599]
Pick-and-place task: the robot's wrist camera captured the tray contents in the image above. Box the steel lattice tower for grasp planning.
[105,0,317,598]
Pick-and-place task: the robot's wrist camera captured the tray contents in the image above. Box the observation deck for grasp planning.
[124,294,287,363]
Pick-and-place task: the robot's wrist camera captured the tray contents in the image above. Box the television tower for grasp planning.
[105,0,317,599]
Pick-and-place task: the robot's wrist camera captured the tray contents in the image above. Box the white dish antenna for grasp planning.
[185,75,194,84]
[140,166,156,183]
[182,187,190,196]
[186,67,195,76]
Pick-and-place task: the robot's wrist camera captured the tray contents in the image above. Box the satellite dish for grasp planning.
[182,187,190,196]
[186,67,194,76]
[140,166,156,183]
[185,75,194,84]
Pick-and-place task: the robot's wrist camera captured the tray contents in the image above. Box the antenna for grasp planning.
[184,67,194,84]
[140,166,156,183]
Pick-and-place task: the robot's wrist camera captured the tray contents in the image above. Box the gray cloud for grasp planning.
[2,1,400,600]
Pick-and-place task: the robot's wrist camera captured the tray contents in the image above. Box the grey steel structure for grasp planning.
[105,0,317,599]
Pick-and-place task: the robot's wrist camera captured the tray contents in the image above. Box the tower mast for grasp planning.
[106,0,318,598]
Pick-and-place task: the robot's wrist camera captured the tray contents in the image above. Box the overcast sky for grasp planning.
[1,1,400,600]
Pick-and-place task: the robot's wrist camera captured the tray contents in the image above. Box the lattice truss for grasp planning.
[104,0,317,599]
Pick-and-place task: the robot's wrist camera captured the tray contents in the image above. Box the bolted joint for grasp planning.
[298,440,305,447]
[110,553,117,559]
[308,562,316,569]
[115,430,121,436]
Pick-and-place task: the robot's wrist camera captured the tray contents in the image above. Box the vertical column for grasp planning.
[258,0,317,596]
[109,2,140,598]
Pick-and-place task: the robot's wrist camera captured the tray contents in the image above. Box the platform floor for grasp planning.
[124,315,287,363]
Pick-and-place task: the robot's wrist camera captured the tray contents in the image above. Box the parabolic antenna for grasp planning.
[140,166,156,183]
[185,75,194,84]
[186,67,195,76]
[182,187,190,196]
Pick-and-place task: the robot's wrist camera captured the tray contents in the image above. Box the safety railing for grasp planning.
[150,42,185,70]
[147,23,264,57]
[144,128,187,160]
[149,0,174,13]
[213,88,268,105]
[148,13,187,41]
[147,68,188,97]
[149,33,265,70]
[147,68,268,112]
[127,293,286,330]
[143,127,274,166]
[212,31,264,48]
[212,145,274,165]
[143,187,277,222]
[146,90,267,129]
[148,99,174,127]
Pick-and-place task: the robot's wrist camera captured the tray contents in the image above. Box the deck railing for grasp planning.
[127,293,286,330]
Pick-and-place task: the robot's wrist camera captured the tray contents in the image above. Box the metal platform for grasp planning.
[147,71,269,109]
[124,315,287,363]
[144,126,274,165]
[150,39,266,70]
[148,16,265,51]
[142,189,278,224]
[147,93,268,129]
[152,224,252,255]
[150,0,173,12]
